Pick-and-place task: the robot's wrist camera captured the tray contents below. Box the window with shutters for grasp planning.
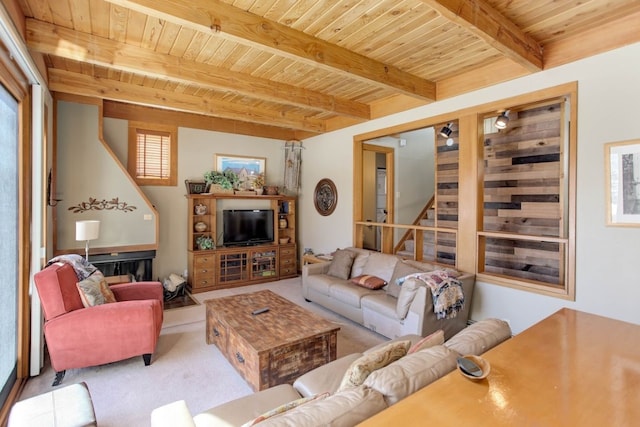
[128,122,177,186]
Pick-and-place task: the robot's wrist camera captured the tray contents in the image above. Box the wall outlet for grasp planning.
[143,214,152,220]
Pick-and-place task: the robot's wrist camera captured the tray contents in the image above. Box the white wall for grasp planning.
[299,42,640,334]
[56,102,157,250]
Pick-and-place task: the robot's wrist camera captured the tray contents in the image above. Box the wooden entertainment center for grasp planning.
[186,193,297,294]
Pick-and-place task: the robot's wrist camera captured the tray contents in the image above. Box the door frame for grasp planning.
[353,141,394,252]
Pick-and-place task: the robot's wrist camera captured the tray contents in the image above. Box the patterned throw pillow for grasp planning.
[350,274,387,290]
[76,271,116,307]
[407,329,445,354]
[326,249,357,280]
[240,392,330,426]
[337,340,410,392]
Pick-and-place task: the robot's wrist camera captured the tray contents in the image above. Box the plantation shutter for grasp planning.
[136,129,171,180]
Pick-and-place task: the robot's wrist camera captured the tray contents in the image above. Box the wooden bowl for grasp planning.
[457,355,490,380]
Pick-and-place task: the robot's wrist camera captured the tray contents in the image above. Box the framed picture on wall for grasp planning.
[605,139,640,226]
[215,154,266,190]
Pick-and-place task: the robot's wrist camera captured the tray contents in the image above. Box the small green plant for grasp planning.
[196,235,215,250]
[204,170,239,190]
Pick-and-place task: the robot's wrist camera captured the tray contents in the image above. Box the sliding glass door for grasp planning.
[0,81,19,408]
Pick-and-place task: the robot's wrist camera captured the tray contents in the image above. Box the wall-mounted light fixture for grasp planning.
[439,123,454,138]
[76,220,100,261]
[495,110,510,129]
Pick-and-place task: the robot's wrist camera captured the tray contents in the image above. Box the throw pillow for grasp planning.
[337,340,410,392]
[350,274,387,290]
[407,329,445,354]
[240,392,330,427]
[76,271,116,307]
[326,249,356,280]
[387,262,423,298]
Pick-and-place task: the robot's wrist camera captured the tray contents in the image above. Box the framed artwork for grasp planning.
[605,139,640,226]
[314,178,337,216]
[215,154,266,189]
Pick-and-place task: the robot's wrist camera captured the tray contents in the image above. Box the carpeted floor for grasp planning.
[19,277,387,427]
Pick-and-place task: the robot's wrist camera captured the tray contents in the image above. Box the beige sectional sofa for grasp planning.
[302,247,475,340]
[151,319,512,427]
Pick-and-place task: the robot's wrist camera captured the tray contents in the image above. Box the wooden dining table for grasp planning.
[359,308,640,426]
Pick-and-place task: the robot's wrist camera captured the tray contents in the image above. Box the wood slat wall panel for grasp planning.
[482,101,564,285]
[435,124,459,264]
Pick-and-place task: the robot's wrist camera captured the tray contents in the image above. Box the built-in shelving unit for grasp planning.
[186,193,297,293]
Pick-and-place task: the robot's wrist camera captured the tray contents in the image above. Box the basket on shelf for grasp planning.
[209,184,235,194]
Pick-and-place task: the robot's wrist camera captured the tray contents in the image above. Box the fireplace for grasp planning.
[90,250,155,282]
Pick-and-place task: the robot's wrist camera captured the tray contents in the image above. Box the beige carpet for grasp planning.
[19,277,387,427]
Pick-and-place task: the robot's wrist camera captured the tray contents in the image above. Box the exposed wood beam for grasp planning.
[420,0,543,72]
[26,19,369,120]
[103,101,297,141]
[104,0,436,101]
[48,69,325,133]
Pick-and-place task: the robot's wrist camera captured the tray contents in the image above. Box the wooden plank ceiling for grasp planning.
[14,0,640,140]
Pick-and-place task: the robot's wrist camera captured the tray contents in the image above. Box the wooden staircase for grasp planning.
[394,195,436,258]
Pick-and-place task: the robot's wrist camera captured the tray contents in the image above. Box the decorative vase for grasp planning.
[194,204,207,215]
[279,216,288,229]
[194,221,207,232]
[255,187,264,195]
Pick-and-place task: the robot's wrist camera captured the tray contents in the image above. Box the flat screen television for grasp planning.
[223,209,274,246]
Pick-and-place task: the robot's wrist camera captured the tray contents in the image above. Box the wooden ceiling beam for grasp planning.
[103,101,297,141]
[26,19,369,120]
[48,69,325,133]
[421,0,543,72]
[103,0,436,101]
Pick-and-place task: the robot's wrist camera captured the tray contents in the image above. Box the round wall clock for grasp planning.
[314,178,337,216]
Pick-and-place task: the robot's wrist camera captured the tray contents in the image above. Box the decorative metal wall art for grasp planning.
[314,178,337,216]
[68,197,137,213]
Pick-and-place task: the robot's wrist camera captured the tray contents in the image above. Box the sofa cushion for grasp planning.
[387,262,424,298]
[326,249,356,280]
[351,274,387,290]
[407,329,444,354]
[304,273,338,296]
[444,318,512,356]
[363,345,458,406]
[193,384,302,427]
[361,293,398,320]
[349,249,371,277]
[256,386,387,427]
[395,277,422,320]
[338,340,410,391]
[329,282,378,308]
[293,353,363,397]
[403,259,461,278]
[361,253,399,283]
[76,271,116,307]
[241,393,330,427]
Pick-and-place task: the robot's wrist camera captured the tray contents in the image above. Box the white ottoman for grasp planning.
[8,382,97,427]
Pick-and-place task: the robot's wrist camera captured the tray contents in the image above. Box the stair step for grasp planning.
[419,218,435,227]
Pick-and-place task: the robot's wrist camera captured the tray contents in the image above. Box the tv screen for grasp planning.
[223,209,274,246]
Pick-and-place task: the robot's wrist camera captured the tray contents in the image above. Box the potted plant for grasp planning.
[196,235,215,250]
[204,170,239,193]
[254,173,265,194]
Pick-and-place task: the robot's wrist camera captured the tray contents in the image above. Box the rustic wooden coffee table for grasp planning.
[205,289,340,391]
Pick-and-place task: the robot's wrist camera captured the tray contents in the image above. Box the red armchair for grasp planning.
[34,262,164,385]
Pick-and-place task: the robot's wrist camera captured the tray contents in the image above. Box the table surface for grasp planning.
[205,290,339,352]
[359,308,640,426]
